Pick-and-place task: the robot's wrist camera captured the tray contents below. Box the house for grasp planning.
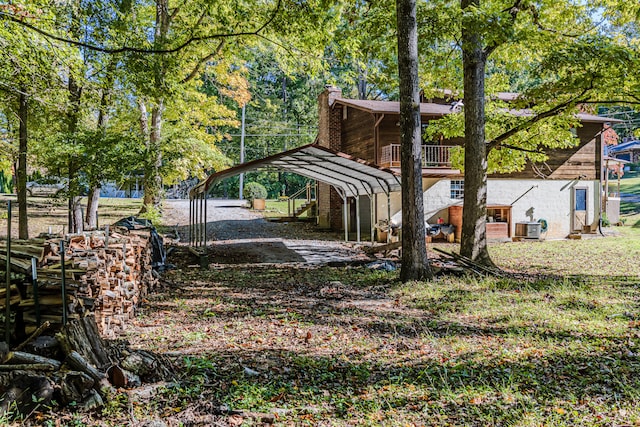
[316,86,619,240]
[607,139,640,163]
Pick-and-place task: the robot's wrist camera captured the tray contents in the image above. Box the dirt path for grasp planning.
[163,199,371,265]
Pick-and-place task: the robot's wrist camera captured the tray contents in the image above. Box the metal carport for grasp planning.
[188,144,402,247]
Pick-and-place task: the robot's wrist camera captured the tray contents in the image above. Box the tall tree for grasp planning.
[455,0,605,264]
[0,1,63,239]
[397,0,432,281]
[17,91,28,239]
[459,0,492,264]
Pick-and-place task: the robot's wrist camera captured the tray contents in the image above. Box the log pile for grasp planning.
[0,316,174,417]
[0,226,160,340]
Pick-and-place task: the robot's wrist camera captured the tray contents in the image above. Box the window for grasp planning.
[575,188,587,211]
[451,180,464,199]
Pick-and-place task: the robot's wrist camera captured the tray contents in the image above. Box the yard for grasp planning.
[619,175,640,216]
[1,194,639,426]
[0,195,141,238]
[105,221,640,427]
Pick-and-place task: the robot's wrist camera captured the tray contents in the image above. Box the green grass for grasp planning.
[619,176,640,194]
[262,199,312,218]
[619,176,640,195]
[0,195,141,238]
[99,232,640,426]
[617,175,640,216]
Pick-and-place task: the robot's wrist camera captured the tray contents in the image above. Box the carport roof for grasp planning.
[190,144,402,199]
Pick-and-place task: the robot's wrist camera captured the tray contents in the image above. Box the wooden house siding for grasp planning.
[377,115,401,145]
[492,122,602,180]
[341,107,375,162]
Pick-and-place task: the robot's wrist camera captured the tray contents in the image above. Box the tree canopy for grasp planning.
[0,0,638,258]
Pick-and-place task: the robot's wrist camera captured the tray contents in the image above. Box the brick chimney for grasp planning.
[316,85,344,230]
[317,85,342,150]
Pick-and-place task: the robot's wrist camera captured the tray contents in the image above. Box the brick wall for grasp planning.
[317,86,344,230]
[317,86,342,149]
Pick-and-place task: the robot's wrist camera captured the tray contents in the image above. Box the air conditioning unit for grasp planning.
[515,222,541,239]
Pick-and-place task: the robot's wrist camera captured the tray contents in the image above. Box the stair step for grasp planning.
[293,200,316,217]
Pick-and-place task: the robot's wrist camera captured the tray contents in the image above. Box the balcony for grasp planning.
[380,144,456,169]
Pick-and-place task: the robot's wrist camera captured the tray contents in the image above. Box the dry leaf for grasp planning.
[270,391,286,402]
[228,414,244,426]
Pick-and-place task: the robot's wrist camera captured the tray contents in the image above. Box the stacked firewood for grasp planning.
[0,227,160,340]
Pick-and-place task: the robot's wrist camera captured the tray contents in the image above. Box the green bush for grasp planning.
[243,182,267,201]
[139,204,162,224]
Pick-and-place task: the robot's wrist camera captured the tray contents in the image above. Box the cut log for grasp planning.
[4,351,62,370]
[106,364,141,388]
[3,226,160,340]
[65,351,104,383]
[0,371,54,416]
[56,370,95,405]
[58,317,111,369]
[0,363,57,371]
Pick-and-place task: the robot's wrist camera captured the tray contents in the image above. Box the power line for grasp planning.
[227,133,315,137]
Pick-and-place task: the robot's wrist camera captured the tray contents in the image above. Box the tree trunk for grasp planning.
[84,61,115,229]
[460,0,494,266]
[396,0,432,281]
[17,91,28,240]
[71,196,83,234]
[142,102,163,210]
[85,184,100,229]
[141,0,169,212]
[357,67,367,100]
[67,16,83,234]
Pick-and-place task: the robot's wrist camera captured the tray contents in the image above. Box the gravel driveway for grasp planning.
[163,199,370,265]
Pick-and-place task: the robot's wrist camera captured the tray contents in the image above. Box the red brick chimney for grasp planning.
[316,85,344,230]
[317,85,342,150]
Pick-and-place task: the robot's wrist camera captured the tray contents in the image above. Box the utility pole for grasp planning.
[239,103,246,199]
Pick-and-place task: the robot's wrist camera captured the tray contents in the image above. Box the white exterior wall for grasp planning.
[377,178,601,239]
[376,179,453,226]
[374,191,402,225]
[487,179,600,239]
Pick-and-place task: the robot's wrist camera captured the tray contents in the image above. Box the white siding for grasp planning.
[378,178,601,239]
[487,179,599,239]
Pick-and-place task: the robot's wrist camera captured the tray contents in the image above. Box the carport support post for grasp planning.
[355,196,361,242]
[387,193,391,243]
[200,194,204,247]
[195,196,200,247]
[370,195,375,244]
[194,196,198,247]
[190,197,195,246]
[201,193,205,246]
[204,192,208,246]
[198,195,202,247]
[343,196,349,242]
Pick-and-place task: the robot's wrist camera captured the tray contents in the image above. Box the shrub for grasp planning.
[243,182,267,201]
[139,204,162,224]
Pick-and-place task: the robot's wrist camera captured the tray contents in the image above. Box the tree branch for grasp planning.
[0,0,282,55]
[487,86,592,152]
[528,4,604,38]
[484,0,525,57]
[496,143,544,154]
[181,40,225,83]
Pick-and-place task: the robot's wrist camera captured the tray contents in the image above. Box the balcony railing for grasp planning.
[380,144,455,168]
